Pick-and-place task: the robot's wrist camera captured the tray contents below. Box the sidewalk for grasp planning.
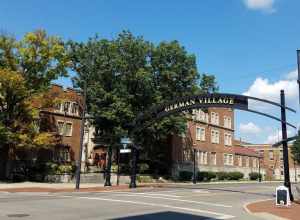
[246,199,300,220]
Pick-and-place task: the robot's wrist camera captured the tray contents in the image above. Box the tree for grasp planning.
[0,30,69,179]
[0,69,57,179]
[0,30,69,93]
[291,130,300,164]
[69,31,218,174]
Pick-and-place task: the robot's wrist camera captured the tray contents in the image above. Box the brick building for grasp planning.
[171,108,264,178]
[39,84,83,162]
[243,143,300,181]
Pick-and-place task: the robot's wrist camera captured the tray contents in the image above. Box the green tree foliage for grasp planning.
[291,130,300,163]
[0,30,69,179]
[68,31,218,174]
[0,30,69,93]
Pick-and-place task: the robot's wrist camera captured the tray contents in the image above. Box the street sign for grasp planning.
[120,137,132,144]
[120,149,131,154]
[276,185,291,206]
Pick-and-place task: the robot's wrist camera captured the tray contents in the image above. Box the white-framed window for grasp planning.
[210,152,217,165]
[193,109,208,122]
[199,151,208,164]
[253,158,258,168]
[211,112,219,125]
[224,133,232,146]
[269,150,274,160]
[57,121,73,136]
[224,116,232,129]
[57,121,65,135]
[196,127,205,141]
[245,156,250,167]
[238,155,242,167]
[71,102,79,116]
[211,129,220,144]
[280,150,283,161]
[64,101,71,113]
[224,153,234,166]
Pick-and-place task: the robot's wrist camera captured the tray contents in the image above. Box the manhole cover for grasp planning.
[7,214,30,218]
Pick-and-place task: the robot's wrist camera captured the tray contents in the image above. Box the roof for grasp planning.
[233,146,261,157]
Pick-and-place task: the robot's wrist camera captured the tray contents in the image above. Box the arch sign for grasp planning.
[132,93,296,134]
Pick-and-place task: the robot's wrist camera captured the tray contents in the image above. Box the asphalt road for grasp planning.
[0,182,283,220]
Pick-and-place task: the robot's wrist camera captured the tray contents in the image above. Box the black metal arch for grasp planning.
[132,93,297,134]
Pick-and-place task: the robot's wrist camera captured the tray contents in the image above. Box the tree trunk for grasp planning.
[0,145,9,180]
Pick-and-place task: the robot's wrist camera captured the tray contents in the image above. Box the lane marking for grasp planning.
[133,192,182,198]
[61,195,234,219]
[112,193,232,208]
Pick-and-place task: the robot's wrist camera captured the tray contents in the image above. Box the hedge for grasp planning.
[197,171,216,182]
[249,172,262,180]
[178,171,193,181]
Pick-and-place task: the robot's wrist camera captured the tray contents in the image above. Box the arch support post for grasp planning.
[280,90,294,201]
[129,146,138,188]
[104,145,112,187]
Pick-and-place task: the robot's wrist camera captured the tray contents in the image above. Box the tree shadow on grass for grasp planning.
[111,211,218,220]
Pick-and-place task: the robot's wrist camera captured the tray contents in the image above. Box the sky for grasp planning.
[1,0,299,144]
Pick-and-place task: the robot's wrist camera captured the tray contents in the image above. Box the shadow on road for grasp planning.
[111,211,218,220]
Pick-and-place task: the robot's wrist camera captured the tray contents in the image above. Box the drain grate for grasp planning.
[7,214,30,218]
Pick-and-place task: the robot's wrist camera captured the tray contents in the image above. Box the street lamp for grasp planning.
[192,148,197,184]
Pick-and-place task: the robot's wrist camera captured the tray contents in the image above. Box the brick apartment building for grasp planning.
[171,108,263,178]
[39,84,83,162]
[243,143,300,181]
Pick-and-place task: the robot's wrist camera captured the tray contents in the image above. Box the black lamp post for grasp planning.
[104,145,112,187]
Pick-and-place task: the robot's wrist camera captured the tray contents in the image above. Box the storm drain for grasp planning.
[7,214,30,218]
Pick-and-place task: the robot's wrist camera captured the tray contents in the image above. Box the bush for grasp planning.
[216,171,228,180]
[249,172,261,180]
[138,163,150,174]
[137,175,153,183]
[178,171,193,181]
[227,172,244,180]
[197,171,216,182]
[57,164,75,174]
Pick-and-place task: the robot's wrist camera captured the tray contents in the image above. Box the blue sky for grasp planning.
[1,0,299,143]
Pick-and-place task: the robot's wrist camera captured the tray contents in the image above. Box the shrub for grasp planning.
[216,171,228,180]
[178,171,193,181]
[137,175,153,183]
[227,171,244,180]
[197,171,216,182]
[57,164,75,174]
[249,172,262,180]
[138,163,150,174]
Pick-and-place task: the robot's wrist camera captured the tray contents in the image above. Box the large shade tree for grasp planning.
[0,30,69,179]
[68,31,218,174]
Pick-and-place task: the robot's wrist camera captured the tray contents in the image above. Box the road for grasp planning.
[0,182,281,220]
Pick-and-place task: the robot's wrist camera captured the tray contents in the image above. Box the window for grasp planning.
[224,133,232,146]
[210,152,217,165]
[224,154,234,166]
[238,155,242,167]
[245,156,250,167]
[211,112,219,125]
[58,148,70,162]
[280,150,283,161]
[196,127,205,141]
[193,109,208,122]
[71,102,79,115]
[57,121,65,135]
[64,101,71,113]
[199,151,208,164]
[269,150,274,160]
[224,116,232,129]
[57,121,73,136]
[211,129,220,144]
[65,122,73,136]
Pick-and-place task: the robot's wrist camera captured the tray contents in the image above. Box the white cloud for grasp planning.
[285,69,298,81]
[266,129,293,144]
[243,72,298,109]
[240,122,262,134]
[243,0,276,13]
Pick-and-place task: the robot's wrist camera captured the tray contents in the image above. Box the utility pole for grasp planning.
[280,90,294,201]
[75,81,87,190]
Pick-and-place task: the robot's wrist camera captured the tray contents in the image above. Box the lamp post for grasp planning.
[129,146,138,188]
[104,145,112,187]
[75,81,87,190]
